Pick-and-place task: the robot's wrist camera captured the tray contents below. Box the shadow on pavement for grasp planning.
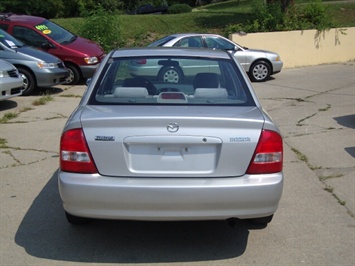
[35,86,64,96]
[345,147,355,158]
[0,100,18,111]
[334,114,355,129]
[15,170,255,263]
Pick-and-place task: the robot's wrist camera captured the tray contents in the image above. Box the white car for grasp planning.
[0,59,23,100]
[149,33,283,82]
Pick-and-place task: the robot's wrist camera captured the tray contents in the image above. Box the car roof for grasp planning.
[111,47,231,59]
[168,33,222,38]
[0,13,45,25]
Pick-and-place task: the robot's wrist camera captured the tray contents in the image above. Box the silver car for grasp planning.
[59,48,283,226]
[148,33,283,82]
[0,59,23,100]
[0,29,68,95]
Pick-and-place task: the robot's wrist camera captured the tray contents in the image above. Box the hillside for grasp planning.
[54,0,355,48]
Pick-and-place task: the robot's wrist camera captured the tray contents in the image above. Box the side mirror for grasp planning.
[86,78,91,87]
[41,41,55,50]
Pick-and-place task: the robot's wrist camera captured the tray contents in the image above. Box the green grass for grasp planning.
[325,3,355,28]
[32,95,54,106]
[0,138,8,148]
[54,0,355,48]
[0,112,18,124]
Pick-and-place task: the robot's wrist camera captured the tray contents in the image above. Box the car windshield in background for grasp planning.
[34,20,76,44]
[0,29,25,48]
[148,36,176,47]
[90,56,254,106]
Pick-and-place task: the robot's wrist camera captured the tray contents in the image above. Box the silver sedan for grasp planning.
[58,47,283,226]
[0,59,23,100]
[149,33,283,82]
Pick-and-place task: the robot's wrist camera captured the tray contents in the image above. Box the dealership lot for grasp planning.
[0,63,354,265]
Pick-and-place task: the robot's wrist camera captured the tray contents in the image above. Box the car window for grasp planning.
[0,24,9,31]
[34,20,76,44]
[90,56,254,106]
[13,26,46,47]
[174,37,204,48]
[148,36,176,47]
[204,36,235,50]
[0,29,24,48]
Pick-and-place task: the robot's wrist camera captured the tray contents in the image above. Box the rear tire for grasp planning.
[65,211,90,225]
[17,67,36,96]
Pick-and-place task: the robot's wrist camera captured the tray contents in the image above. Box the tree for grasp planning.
[265,0,294,12]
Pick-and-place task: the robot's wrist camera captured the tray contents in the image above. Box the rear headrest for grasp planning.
[193,73,220,89]
[113,87,148,98]
[194,88,228,98]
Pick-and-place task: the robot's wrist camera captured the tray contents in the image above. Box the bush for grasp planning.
[225,0,332,34]
[167,4,192,14]
[79,6,122,52]
[300,0,331,30]
[225,1,283,34]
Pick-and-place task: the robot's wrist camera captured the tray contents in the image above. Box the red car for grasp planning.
[0,13,106,85]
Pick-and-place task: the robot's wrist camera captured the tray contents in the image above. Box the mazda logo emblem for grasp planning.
[167,123,179,133]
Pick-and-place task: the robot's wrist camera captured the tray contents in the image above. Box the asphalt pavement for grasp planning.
[0,63,354,265]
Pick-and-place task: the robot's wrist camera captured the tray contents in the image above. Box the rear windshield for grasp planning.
[89,55,255,106]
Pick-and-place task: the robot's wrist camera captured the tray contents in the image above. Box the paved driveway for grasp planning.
[0,63,354,265]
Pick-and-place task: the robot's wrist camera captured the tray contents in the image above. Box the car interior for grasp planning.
[91,57,253,106]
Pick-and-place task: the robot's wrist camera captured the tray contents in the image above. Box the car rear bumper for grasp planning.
[58,172,283,221]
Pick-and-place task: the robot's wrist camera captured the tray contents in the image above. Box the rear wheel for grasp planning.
[64,64,81,85]
[248,60,271,82]
[65,211,90,225]
[17,67,36,96]
[159,67,183,83]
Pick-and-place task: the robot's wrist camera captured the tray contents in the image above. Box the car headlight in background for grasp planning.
[84,56,98,65]
[37,62,58,69]
[0,70,10,78]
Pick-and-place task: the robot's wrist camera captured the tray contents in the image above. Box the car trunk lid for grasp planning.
[81,105,265,177]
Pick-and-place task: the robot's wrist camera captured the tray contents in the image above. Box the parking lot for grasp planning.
[0,63,354,265]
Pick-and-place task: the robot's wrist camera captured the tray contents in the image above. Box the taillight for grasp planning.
[246,130,283,174]
[60,128,98,173]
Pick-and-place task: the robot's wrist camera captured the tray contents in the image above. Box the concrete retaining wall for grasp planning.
[230,27,355,68]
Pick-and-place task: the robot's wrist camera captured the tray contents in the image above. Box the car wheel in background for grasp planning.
[249,60,271,82]
[159,66,183,83]
[17,67,36,96]
[64,63,81,85]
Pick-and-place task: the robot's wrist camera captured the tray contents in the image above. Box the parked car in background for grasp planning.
[59,47,283,226]
[128,54,220,83]
[0,29,68,95]
[148,33,283,82]
[0,13,106,85]
[0,59,23,100]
